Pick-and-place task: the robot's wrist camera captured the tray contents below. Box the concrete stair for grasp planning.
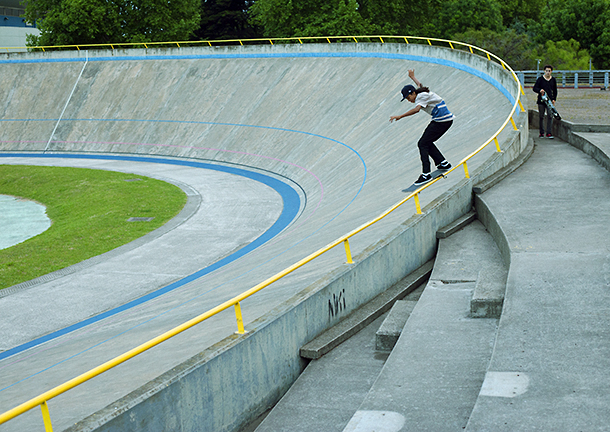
[253,212,508,432]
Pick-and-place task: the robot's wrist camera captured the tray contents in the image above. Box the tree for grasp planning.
[195,0,260,41]
[356,0,439,36]
[453,28,538,70]
[24,0,200,46]
[534,39,591,70]
[432,0,504,39]
[249,0,375,38]
[498,0,545,28]
[536,0,610,69]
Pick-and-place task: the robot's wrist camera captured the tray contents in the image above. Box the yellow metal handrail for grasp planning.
[0,35,525,431]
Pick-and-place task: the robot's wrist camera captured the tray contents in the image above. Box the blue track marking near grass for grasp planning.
[0,153,302,361]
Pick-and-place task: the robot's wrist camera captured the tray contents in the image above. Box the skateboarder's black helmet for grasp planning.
[401,85,416,101]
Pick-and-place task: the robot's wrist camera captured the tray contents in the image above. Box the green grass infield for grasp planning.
[0,165,187,290]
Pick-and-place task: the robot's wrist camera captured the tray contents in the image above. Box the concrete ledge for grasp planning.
[528,109,610,173]
[436,210,476,239]
[473,137,534,195]
[375,300,418,352]
[470,268,505,319]
[300,261,432,360]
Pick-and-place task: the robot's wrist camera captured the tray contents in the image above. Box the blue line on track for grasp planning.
[0,51,516,104]
[0,153,303,361]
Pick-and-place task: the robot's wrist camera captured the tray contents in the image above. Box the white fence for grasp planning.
[516,70,610,89]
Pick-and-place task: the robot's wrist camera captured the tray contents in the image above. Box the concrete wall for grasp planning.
[40,45,529,432]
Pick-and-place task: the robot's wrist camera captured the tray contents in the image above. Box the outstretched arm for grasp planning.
[389,105,422,122]
[408,69,423,88]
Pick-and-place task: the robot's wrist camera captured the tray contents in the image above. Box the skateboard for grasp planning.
[541,93,561,120]
[402,168,448,193]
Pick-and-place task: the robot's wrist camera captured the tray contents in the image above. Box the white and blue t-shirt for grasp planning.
[415,91,455,122]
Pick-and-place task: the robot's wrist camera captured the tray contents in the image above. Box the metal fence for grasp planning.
[516,70,610,89]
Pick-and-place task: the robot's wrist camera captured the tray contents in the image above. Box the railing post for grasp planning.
[343,239,354,264]
[463,162,470,179]
[574,72,578,89]
[234,302,247,334]
[510,117,518,131]
[414,193,422,214]
[494,137,502,152]
[40,401,53,432]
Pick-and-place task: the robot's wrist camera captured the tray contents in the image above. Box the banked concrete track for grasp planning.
[0,43,525,431]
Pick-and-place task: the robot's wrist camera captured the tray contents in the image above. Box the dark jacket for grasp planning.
[533,76,558,104]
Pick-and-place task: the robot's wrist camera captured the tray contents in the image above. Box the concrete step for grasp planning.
[374,300,417,352]
[470,267,506,318]
[437,214,508,319]
[436,210,476,239]
[343,220,503,431]
[254,285,426,432]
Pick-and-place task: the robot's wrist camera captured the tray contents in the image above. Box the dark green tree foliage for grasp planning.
[498,0,545,28]
[24,0,200,46]
[432,0,503,39]
[537,0,610,69]
[195,0,260,40]
[357,0,435,35]
[250,0,375,38]
[453,28,537,70]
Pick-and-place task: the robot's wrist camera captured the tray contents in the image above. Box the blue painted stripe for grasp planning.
[0,50,516,104]
[0,153,302,361]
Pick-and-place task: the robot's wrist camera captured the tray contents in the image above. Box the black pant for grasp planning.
[538,103,553,135]
[418,120,452,173]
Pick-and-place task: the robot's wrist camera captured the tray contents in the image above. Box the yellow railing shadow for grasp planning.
[0,35,526,431]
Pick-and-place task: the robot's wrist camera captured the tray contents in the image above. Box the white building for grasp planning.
[0,0,40,51]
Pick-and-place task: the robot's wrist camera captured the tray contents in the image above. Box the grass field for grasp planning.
[0,165,187,290]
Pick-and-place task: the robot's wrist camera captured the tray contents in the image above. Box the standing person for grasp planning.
[533,65,558,138]
[390,69,454,186]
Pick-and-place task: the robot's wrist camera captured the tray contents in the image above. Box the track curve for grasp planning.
[0,43,520,431]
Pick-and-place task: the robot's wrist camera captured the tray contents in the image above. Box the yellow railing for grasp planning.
[0,35,526,431]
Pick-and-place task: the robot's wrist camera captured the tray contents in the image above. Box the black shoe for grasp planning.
[539,133,544,138]
[437,161,451,170]
[414,173,432,186]
[546,133,554,139]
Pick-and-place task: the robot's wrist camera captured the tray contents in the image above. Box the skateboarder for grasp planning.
[390,69,454,186]
[533,65,558,138]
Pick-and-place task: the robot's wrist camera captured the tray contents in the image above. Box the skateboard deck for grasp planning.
[541,93,561,120]
[402,169,448,193]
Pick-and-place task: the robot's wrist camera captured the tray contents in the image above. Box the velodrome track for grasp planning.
[0,43,520,430]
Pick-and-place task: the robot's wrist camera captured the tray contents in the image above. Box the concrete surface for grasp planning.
[259,128,610,432]
[300,261,432,360]
[374,300,417,352]
[0,194,50,249]
[0,43,524,431]
[345,220,502,432]
[466,134,610,431]
[254,286,424,432]
[260,218,505,432]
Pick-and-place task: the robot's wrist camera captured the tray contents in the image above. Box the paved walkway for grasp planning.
[466,134,610,431]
